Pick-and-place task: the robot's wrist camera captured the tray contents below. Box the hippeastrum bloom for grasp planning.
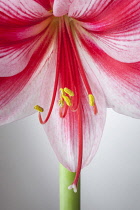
[0,0,140,192]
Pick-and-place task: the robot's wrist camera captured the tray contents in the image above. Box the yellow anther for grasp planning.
[64,88,74,97]
[60,88,65,96]
[88,94,95,106]
[34,105,44,112]
[62,95,72,106]
[59,87,74,107]
[58,99,64,107]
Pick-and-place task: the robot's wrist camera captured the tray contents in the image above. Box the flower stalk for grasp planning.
[59,164,80,210]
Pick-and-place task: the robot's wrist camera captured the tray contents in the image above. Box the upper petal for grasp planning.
[77,0,140,63]
[68,0,113,18]
[42,72,106,172]
[53,0,73,16]
[0,0,50,21]
[34,0,53,10]
[0,0,53,76]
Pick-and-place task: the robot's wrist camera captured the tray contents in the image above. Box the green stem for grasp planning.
[59,164,80,210]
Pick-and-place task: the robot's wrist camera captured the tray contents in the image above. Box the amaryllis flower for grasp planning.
[0,0,140,192]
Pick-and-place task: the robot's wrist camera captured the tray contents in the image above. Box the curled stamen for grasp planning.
[59,105,68,118]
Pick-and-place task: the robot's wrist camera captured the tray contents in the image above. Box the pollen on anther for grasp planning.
[88,94,95,106]
[34,105,44,112]
[62,95,72,106]
[60,88,65,95]
[64,88,74,96]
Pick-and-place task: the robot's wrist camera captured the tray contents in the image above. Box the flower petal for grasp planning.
[0,68,43,125]
[77,0,140,62]
[68,0,113,18]
[91,30,140,63]
[0,0,53,76]
[53,0,72,17]
[43,74,106,172]
[34,0,53,10]
[0,0,50,20]
[76,33,140,118]
[0,46,55,125]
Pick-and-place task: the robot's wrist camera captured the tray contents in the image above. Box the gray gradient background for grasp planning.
[0,109,140,210]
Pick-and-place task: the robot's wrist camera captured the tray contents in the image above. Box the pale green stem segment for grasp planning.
[59,164,80,210]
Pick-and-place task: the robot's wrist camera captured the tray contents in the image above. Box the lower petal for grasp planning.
[42,71,106,172]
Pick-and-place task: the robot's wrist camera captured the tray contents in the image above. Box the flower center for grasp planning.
[34,15,98,192]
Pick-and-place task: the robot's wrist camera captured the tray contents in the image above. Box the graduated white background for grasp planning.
[0,109,140,210]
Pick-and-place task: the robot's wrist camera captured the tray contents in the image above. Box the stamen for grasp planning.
[60,88,65,95]
[62,95,72,106]
[88,94,95,106]
[59,87,74,107]
[65,19,98,117]
[36,19,62,125]
[64,87,74,96]
[34,105,44,112]
[59,105,68,118]
[93,103,98,115]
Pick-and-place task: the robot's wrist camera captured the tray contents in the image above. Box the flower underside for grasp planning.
[34,15,98,192]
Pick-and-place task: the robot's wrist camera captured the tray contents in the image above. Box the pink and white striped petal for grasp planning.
[92,30,140,63]
[0,0,50,21]
[53,0,73,16]
[42,72,106,172]
[74,0,140,63]
[75,34,140,118]
[68,0,113,18]
[0,0,53,76]
[0,47,56,125]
